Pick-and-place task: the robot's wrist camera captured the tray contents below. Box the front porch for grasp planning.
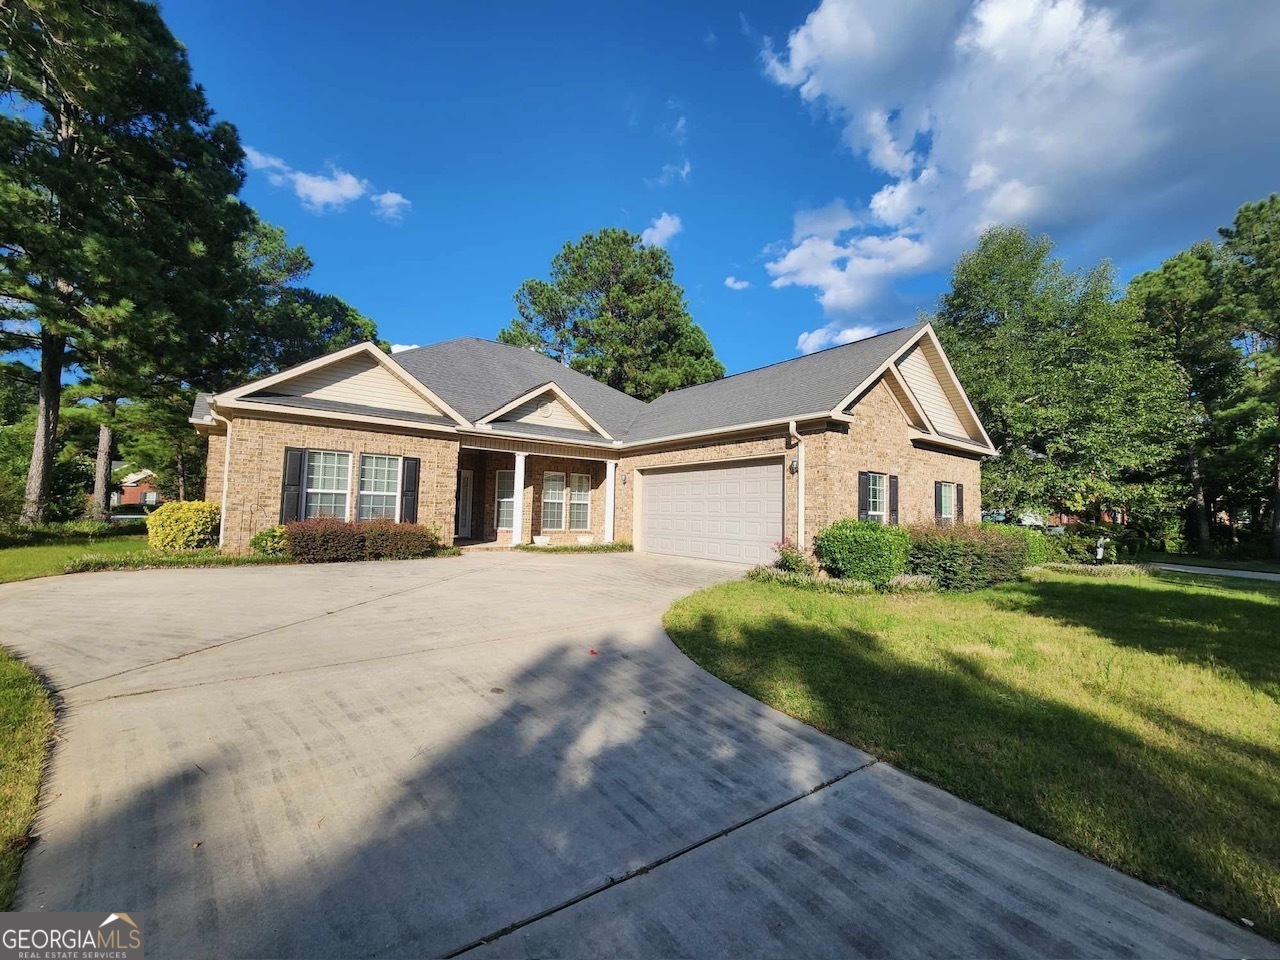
[455,445,617,547]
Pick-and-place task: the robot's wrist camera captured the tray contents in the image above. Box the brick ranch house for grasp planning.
[191,321,995,561]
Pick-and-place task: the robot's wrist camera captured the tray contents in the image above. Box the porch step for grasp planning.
[457,541,512,553]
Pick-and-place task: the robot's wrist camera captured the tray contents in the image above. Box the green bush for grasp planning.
[249,524,288,557]
[981,523,1068,565]
[283,518,446,563]
[512,541,633,553]
[146,500,221,552]
[65,550,290,575]
[745,565,875,594]
[773,538,818,576]
[813,519,909,588]
[907,524,1030,591]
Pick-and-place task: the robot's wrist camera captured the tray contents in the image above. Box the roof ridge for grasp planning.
[648,320,927,402]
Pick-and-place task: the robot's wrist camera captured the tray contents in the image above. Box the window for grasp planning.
[938,481,956,522]
[495,470,515,530]
[542,472,566,530]
[304,450,351,518]
[569,474,591,531]
[865,472,887,522]
[142,491,159,506]
[358,454,401,520]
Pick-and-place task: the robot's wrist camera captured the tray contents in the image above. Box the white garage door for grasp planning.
[642,460,784,564]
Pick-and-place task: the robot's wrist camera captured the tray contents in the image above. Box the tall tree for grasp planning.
[0,0,247,522]
[1219,194,1280,557]
[1126,242,1244,554]
[935,225,1185,521]
[498,228,724,400]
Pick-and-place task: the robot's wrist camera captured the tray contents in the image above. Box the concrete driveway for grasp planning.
[1,553,1270,958]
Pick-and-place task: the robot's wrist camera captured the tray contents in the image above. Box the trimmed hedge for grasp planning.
[66,550,290,574]
[146,500,221,552]
[283,518,446,563]
[907,524,1030,592]
[513,542,634,554]
[813,519,910,588]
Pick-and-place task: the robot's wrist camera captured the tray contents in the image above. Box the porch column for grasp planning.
[510,452,527,546]
[604,460,616,543]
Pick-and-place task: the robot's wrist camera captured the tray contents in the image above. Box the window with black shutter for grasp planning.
[857,471,870,521]
[280,447,305,523]
[888,475,899,525]
[400,457,420,524]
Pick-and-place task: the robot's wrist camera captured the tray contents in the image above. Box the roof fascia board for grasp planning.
[620,412,833,450]
[477,381,613,440]
[907,428,996,457]
[882,363,933,432]
[916,325,996,451]
[828,324,932,417]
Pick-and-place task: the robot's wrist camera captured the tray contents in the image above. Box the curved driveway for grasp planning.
[1,553,1270,958]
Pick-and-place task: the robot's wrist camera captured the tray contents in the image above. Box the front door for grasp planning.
[456,469,473,538]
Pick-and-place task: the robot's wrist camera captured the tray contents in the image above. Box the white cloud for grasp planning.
[244,145,408,219]
[761,0,1280,319]
[389,343,421,353]
[796,323,878,354]
[724,276,751,290]
[641,212,683,247]
[648,158,692,187]
[704,30,718,48]
[372,191,412,222]
[672,115,688,143]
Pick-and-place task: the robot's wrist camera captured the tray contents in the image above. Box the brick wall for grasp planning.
[204,432,226,504]
[219,415,459,553]
[468,449,607,544]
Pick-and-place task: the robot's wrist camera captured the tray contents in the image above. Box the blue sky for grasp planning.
[162,0,1280,376]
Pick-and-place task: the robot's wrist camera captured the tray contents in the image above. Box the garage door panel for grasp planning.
[642,460,783,564]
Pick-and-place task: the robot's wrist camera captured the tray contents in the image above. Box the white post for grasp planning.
[604,460,616,543]
[510,452,527,546]
[796,439,806,550]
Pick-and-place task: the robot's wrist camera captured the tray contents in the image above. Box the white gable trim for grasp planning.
[907,428,997,457]
[477,381,613,440]
[211,396,460,435]
[215,342,471,427]
[881,364,931,431]
[828,323,996,455]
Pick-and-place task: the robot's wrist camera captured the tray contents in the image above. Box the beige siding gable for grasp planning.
[496,392,594,433]
[894,342,979,441]
[252,353,443,416]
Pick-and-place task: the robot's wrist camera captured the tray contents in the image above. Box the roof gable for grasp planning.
[481,382,612,439]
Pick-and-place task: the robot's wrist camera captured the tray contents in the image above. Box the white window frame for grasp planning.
[938,481,956,522]
[866,472,887,523]
[304,450,353,520]
[357,454,402,521]
[569,473,591,532]
[495,469,515,531]
[542,472,567,531]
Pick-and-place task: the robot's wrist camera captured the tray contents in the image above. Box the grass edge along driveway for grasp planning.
[0,647,54,910]
[0,535,146,585]
[664,570,1280,941]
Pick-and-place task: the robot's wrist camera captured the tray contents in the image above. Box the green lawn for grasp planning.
[665,570,1280,939]
[0,535,147,584]
[0,648,54,910]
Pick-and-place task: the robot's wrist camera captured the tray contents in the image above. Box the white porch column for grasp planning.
[604,460,617,543]
[510,452,527,546]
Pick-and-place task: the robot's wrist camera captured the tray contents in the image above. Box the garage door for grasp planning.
[642,460,784,564]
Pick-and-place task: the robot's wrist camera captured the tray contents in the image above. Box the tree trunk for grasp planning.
[89,399,117,521]
[176,446,186,501]
[1187,445,1213,555]
[20,332,67,525]
[1271,432,1280,560]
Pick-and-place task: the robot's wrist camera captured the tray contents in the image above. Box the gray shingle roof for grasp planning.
[392,338,647,436]
[191,392,213,422]
[622,322,928,442]
[238,394,459,428]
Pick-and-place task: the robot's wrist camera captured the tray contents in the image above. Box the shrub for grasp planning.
[360,519,441,560]
[982,523,1068,566]
[146,500,220,552]
[283,518,446,563]
[907,524,1029,591]
[773,538,817,576]
[886,573,939,594]
[1028,563,1152,579]
[58,519,114,538]
[813,519,909,588]
[746,565,875,594]
[65,550,290,575]
[249,524,288,557]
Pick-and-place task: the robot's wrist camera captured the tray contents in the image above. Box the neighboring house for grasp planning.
[112,469,164,508]
[191,321,996,561]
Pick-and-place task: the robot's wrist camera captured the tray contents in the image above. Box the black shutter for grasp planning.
[889,475,899,525]
[400,457,420,524]
[280,447,305,523]
[956,483,965,523]
[857,471,870,522]
[934,481,943,525]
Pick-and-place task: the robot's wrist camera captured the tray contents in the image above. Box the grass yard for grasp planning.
[1154,554,1280,575]
[666,570,1280,939]
[0,535,147,584]
[0,648,54,910]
